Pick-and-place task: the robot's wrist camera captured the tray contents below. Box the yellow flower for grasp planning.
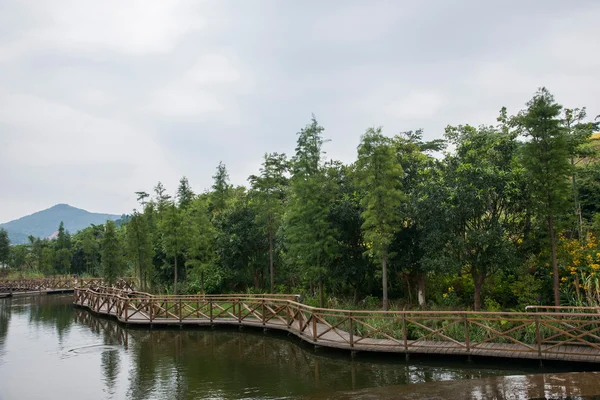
[443,293,448,298]
[561,277,568,282]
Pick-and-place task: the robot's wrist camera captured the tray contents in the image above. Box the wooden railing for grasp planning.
[73,287,600,363]
[0,277,135,293]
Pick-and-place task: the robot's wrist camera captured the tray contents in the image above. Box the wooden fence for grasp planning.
[73,286,600,363]
[0,277,135,293]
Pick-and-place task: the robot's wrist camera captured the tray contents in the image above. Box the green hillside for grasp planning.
[0,204,121,244]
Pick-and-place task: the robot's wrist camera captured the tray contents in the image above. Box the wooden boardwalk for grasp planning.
[0,277,134,297]
[74,286,600,364]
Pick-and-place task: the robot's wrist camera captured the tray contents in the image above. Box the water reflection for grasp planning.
[0,295,594,399]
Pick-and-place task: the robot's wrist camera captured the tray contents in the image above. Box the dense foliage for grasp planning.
[4,89,600,311]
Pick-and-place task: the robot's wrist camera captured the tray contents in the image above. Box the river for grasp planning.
[0,294,596,399]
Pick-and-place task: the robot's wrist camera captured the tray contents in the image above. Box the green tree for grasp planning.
[444,124,527,310]
[0,229,10,267]
[284,117,338,307]
[249,152,289,293]
[55,221,72,275]
[391,130,446,306]
[177,176,195,210]
[515,88,571,306]
[356,127,404,310]
[160,203,186,294]
[185,197,216,295]
[210,162,232,216]
[101,220,124,285]
[126,211,154,291]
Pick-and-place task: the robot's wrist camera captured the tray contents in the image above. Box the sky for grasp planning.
[1,0,599,223]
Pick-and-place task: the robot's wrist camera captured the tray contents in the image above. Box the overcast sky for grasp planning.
[1,0,599,223]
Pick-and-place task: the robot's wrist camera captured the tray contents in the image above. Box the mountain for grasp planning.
[0,204,121,244]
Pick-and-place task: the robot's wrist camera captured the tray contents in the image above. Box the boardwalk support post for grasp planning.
[402,313,408,358]
[312,312,317,343]
[349,312,354,348]
[535,314,543,362]
[463,313,470,356]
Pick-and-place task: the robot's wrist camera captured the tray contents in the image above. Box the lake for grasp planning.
[0,294,592,399]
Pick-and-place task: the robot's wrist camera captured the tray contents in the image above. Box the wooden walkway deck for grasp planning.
[74,286,600,364]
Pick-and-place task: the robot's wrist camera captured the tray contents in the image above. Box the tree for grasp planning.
[126,211,154,291]
[444,124,527,310]
[177,176,195,210]
[0,229,10,267]
[185,197,216,295]
[160,203,186,294]
[210,162,232,216]
[249,152,289,293]
[391,130,446,306]
[563,107,598,239]
[154,182,171,216]
[328,162,373,303]
[55,221,72,274]
[284,117,338,307]
[356,127,404,310]
[515,88,571,306]
[101,220,124,286]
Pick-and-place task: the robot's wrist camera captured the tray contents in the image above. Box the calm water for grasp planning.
[0,295,591,399]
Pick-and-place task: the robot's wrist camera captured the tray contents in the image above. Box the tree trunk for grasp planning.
[309,279,314,297]
[201,271,205,296]
[382,250,389,311]
[319,278,324,308]
[254,272,260,290]
[173,255,178,295]
[353,284,359,305]
[473,273,485,311]
[417,273,426,307]
[548,214,560,306]
[269,224,275,294]
[404,273,412,304]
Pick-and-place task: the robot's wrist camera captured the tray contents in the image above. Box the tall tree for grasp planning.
[356,127,404,310]
[185,197,215,295]
[177,176,195,210]
[210,162,232,216]
[515,88,571,306]
[101,220,124,286]
[55,221,72,275]
[284,117,337,307]
[160,203,186,294]
[154,182,171,216]
[126,211,154,291]
[391,130,446,306]
[444,124,527,310]
[249,152,289,293]
[0,229,10,267]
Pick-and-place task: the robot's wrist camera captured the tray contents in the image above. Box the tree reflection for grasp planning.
[72,309,555,399]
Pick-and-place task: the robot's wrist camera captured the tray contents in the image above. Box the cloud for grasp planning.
[386,91,445,120]
[1,0,600,222]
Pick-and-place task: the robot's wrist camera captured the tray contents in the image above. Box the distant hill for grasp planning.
[0,204,121,245]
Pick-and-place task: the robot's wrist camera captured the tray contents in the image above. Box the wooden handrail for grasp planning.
[73,286,600,364]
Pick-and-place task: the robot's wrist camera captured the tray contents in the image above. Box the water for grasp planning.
[0,295,593,399]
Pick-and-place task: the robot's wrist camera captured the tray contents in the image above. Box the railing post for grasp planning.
[312,312,317,342]
[349,312,354,348]
[238,299,242,324]
[150,299,154,323]
[179,299,182,322]
[402,313,408,354]
[125,299,129,322]
[463,313,470,354]
[262,299,266,326]
[535,314,543,360]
